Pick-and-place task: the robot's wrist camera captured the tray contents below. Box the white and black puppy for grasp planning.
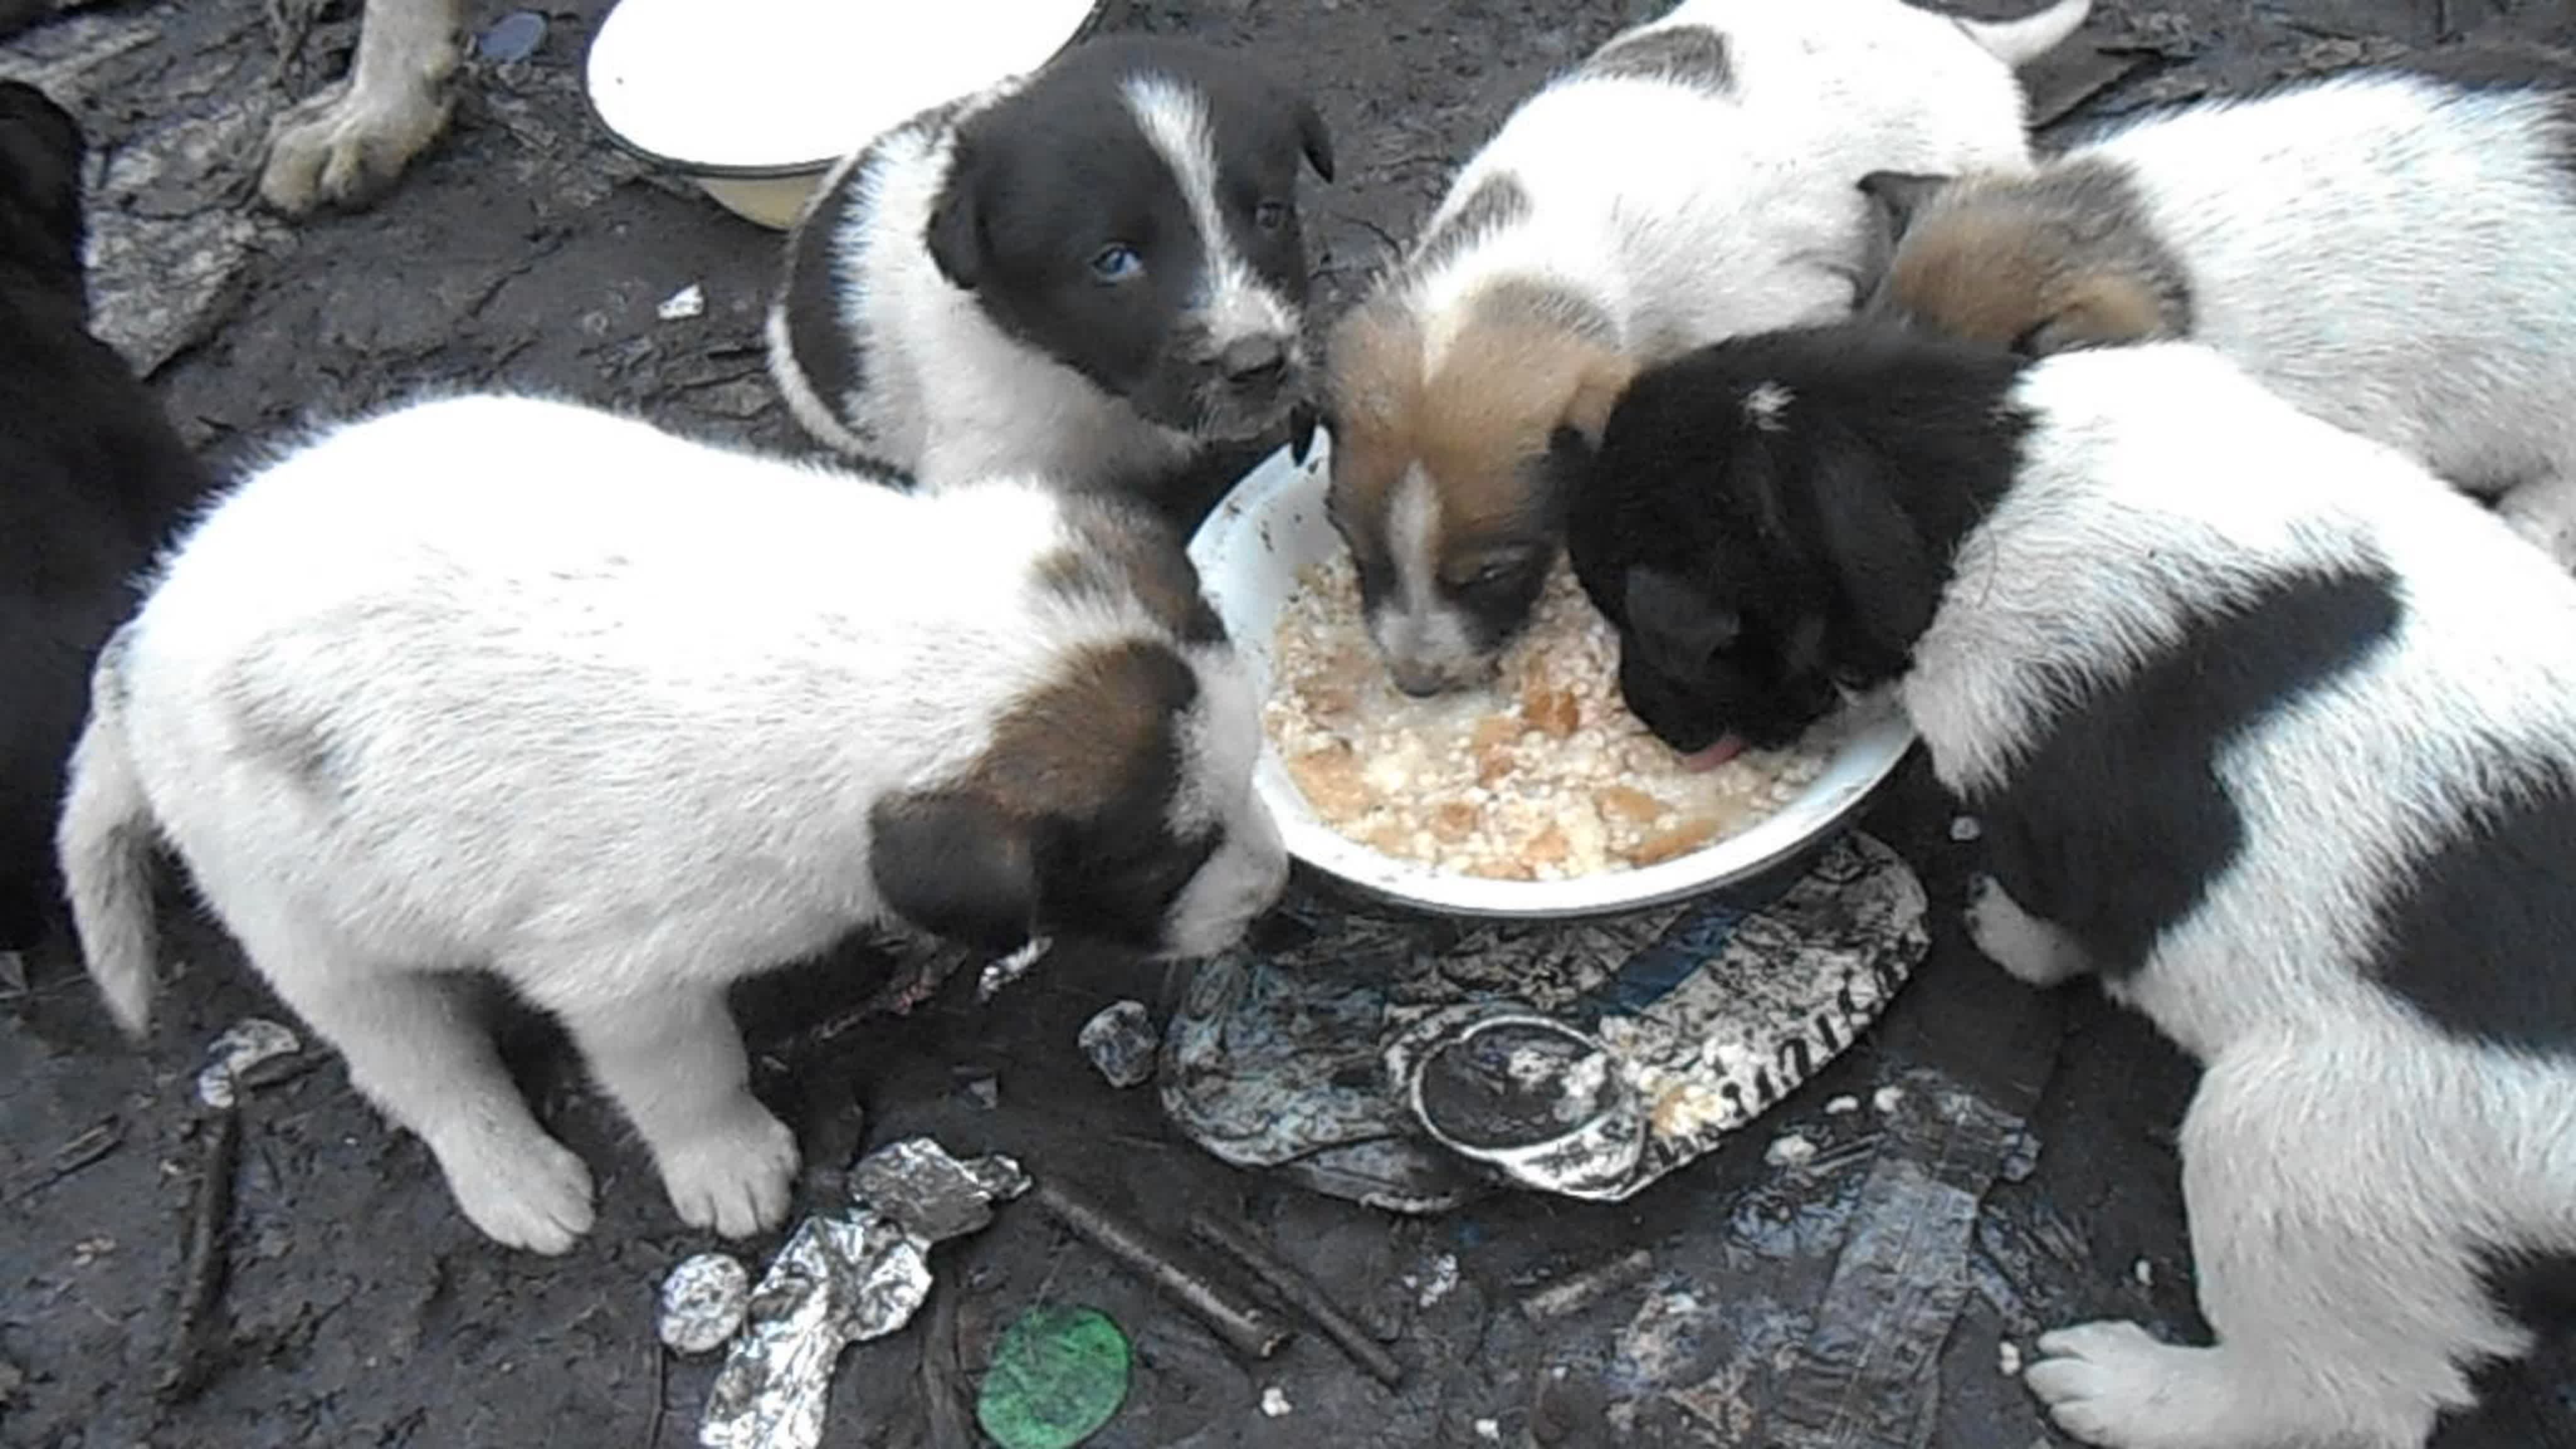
[57,394,1288,1255]
[1320,0,2089,698]
[1858,48,2576,567]
[766,35,1334,506]
[1,82,213,962]
[1561,323,2576,1449]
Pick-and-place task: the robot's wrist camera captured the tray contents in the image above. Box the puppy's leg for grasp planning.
[535,981,798,1238]
[259,0,466,215]
[242,913,597,1252]
[1963,874,2096,987]
[2026,1040,2509,1449]
[2492,471,2576,574]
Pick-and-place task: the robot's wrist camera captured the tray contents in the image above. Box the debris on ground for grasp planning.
[1948,814,1982,843]
[193,1018,299,1109]
[1189,1209,1406,1385]
[698,1138,1028,1449]
[1763,1133,1818,1169]
[154,1108,241,1405]
[477,9,546,62]
[1824,1096,1860,1115]
[1998,1340,2023,1377]
[658,1253,752,1356]
[1519,1248,1655,1324]
[1031,1179,1291,1360]
[1077,1000,1157,1089]
[1258,1385,1292,1417]
[656,282,705,321]
[978,938,1053,1001]
[973,1302,1133,1449]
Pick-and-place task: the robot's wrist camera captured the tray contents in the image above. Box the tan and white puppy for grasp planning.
[1860,49,2576,567]
[55,394,1287,1255]
[1319,0,2089,698]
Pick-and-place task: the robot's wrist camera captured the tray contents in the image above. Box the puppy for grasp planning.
[1318,0,2088,699]
[260,0,465,214]
[56,394,1288,1253]
[1562,322,2576,1449]
[766,36,1335,506]
[1,82,213,959]
[1858,49,2576,566]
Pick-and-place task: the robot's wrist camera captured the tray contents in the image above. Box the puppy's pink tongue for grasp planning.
[1681,735,1748,772]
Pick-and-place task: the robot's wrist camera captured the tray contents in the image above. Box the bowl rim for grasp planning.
[1189,438,1921,920]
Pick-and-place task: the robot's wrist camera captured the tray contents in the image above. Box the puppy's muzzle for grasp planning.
[1180,330,1306,441]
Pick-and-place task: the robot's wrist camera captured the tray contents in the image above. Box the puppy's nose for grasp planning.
[1389,659,1454,697]
[1218,336,1287,385]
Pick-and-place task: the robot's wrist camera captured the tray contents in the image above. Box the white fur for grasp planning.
[1369,0,2086,690]
[1911,343,2576,1448]
[55,394,1285,1253]
[765,73,1292,492]
[259,0,464,216]
[2067,70,2576,565]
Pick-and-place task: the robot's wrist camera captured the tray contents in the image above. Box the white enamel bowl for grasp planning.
[1188,437,1921,919]
[582,0,1104,230]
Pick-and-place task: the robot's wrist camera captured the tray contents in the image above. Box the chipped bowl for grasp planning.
[582,0,1105,230]
[1187,438,1920,920]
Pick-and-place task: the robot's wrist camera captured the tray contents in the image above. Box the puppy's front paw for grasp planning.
[2027,1321,2214,1448]
[258,79,453,215]
[1964,874,2092,987]
[658,1103,800,1238]
[437,1130,597,1255]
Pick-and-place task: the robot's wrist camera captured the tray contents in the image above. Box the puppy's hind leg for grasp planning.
[2026,1038,2515,1449]
[258,0,466,215]
[1964,874,2096,987]
[236,908,597,1252]
[524,974,799,1239]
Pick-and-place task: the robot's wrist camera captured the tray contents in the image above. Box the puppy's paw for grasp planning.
[258,79,453,216]
[1964,874,2092,988]
[438,1130,597,1255]
[657,1103,800,1238]
[2027,1321,2216,1449]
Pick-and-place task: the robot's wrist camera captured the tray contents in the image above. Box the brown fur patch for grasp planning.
[1040,497,1225,645]
[1580,23,1732,92]
[961,638,1197,824]
[1877,160,2193,355]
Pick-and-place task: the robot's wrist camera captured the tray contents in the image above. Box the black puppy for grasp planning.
[766,35,1333,518]
[1,81,213,957]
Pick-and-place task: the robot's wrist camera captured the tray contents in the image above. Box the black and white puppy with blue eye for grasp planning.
[1560,321,2576,1449]
[766,35,1333,511]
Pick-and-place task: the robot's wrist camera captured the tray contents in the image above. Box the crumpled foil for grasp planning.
[697,1138,1029,1449]
[1078,1000,1158,1089]
[659,1253,752,1356]
[977,936,1054,1001]
[194,1018,301,1109]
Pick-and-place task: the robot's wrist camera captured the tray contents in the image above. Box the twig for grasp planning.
[1033,1180,1291,1360]
[645,1342,669,1448]
[1518,1248,1655,1324]
[155,1108,243,1405]
[920,1284,975,1449]
[1187,1211,1404,1387]
[7,1116,125,1204]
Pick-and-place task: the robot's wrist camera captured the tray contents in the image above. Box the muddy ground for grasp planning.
[5,0,2575,1445]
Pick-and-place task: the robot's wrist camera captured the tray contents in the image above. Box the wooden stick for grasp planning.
[1033,1180,1291,1360]
[1187,1211,1405,1387]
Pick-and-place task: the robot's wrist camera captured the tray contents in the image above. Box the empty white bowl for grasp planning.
[1187,437,1920,919]
[583,0,1104,229]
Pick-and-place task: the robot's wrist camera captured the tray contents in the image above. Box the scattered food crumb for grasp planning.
[1474,1417,1502,1440]
[1998,1340,2023,1376]
[1417,1252,1460,1309]
[1260,1385,1292,1417]
[963,1076,1000,1111]
[2133,1258,2155,1289]
[1765,1133,1818,1168]
[71,1235,114,1266]
[657,282,704,321]
[1825,1094,1860,1115]
[1872,1085,1905,1114]
[1950,814,1984,842]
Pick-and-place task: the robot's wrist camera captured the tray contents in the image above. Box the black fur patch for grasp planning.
[1975,568,2401,983]
[1406,173,1530,284]
[2478,1247,2576,1336]
[781,104,965,435]
[1579,24,1732,92]
[2366,762,2576,1054]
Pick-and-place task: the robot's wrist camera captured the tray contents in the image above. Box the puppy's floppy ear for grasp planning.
[1807,438,1940,662]
[1624,564,1740,663]
[2022,274,2173,354]
[0,80,89,301]
[1293,96,1336,182]
[924,142,988,291]
[1857,171,1951,250]
[869,791,1040,953]
[1288,400,1323,465]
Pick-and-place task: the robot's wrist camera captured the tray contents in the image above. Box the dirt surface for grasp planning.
[5,1,2575,1446]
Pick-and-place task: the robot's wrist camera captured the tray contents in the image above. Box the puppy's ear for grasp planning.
[1293,96,1336,182]
[1560,350,1637,445]
[1857,171,1951,250]
[2022,274,2172,354]
[869,791,1040,953]
[1288,400,1324,465]
[924,145,988,291]
[1808,440,1940,660]
[1624,564,1740,663]
[0,80,88,302]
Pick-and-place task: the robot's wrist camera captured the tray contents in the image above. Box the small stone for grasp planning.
[963,1075,1001,1111]
[2133,1258,2155,1289]
[1077,1000,1158,1089]
[477,9,547,62]
[1764,1133,1817,1169]
[1998,1340,2023,1377]
[196,1018,301,1108]
[1416,1252,1460,1309]
[1948,814,1984,843]
[1474,1418,1502,1440]
[1872,1085,1905,1114]
[1259,1385,1292,1417]
[657,283,706,321]
[657,1252,751,1355]
[1824,1095,1860,1115]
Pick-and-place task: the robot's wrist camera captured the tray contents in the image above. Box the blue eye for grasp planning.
[1091,245,1142,280]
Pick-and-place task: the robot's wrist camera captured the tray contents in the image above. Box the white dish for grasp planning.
[582,0,1103,228]
[1187,437,1920,919]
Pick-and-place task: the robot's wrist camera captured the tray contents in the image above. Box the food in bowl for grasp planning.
[1263,555,1845,880]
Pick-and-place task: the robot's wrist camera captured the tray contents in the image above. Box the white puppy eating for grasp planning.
[1321,0,2090,697]
[1560,322,2576,1449]
[56,394,1287,1253]
[1860,48,2576,567]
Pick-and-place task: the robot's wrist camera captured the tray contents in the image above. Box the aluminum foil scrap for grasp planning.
[697,1138,1029,1449]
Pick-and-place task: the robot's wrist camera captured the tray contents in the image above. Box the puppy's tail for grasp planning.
[57,629,162,1040]
[1955,0,2091,67]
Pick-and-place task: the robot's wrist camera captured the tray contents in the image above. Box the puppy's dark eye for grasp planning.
[1253,200,1289,231]
[1091,244,1143,281]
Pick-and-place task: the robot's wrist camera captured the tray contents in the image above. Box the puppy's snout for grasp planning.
[1218,336,1288,385]
[1389,658,1457,698]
